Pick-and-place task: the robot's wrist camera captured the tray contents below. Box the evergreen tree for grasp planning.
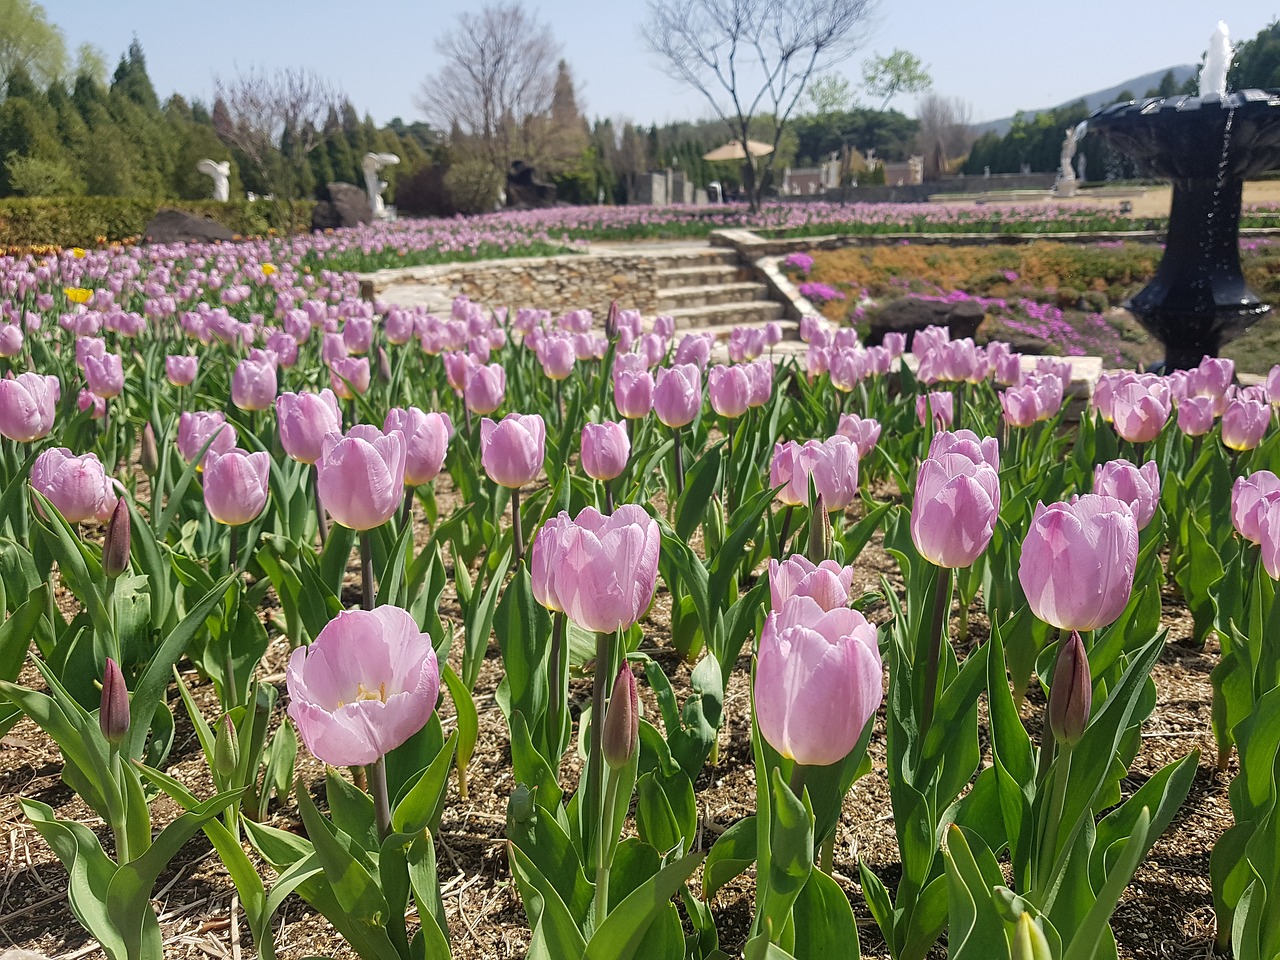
[110,37,159,111]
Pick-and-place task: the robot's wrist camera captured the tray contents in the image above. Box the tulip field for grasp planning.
[3,229,1280,960]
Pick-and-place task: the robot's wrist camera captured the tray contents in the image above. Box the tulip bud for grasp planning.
[377,345,392,383]
[141,422,159,475]
[602,665,638,770]
[1011,912,1054,960]
[806,494,832,562]
[1048,631,1091,747]
[605,299,620,341]
[100,657,129,746]
[103,497,130,579]
[214,713,240,780]
[509,783,536,823]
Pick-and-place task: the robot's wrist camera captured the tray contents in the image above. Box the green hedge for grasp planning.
[0,197,317,249]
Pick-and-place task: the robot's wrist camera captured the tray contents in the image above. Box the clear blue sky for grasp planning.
[40,1,1279,127]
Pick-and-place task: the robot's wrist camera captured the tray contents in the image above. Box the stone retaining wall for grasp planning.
[360,252,666,315]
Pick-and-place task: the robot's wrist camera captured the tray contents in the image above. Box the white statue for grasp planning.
[362,152,400,220]
[196,159,230,202]
[1055,123,1086,197]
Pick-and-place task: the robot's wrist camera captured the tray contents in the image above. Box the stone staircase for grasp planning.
[651,249,787,329]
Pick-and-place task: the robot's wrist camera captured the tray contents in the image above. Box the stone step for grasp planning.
[657,281,772,310]
[664,299,787,328]
[646,248,740,271]
[658,318,802,342]
[656,263,748,289]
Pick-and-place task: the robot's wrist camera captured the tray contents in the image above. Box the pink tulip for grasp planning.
[1019,495,1138,631]
[1110,380,1171,443]
[266,331,299,367]
[769,555,855,611]
[1222,397,1269,451]
[78,389,104,419]
[754,595,882,765]
[31,447,117,523]
[1093,459,1160,531]
[548,504,660,634]
[286,606,440,767]
[1027,372,1065,421]
[84,353,123,399]
[75,336,105,370]
[614,369,654,419]
[746,359,773,408]
[770,441,807,506]
[384,308,417,346]
[0,372,58,442]
[1000,384,1040,428]
[535,336,576,381]
[653,364,702,428]
[1176,395,1216,437]
[277,390,343,465]
[916,391,954,428]
[803,436,860,512]
[177,411,237,469]
[674,333,712,369]
[531,513,572,612]
[1232,471,1280,543]
[384,407,452,485]
[836,413,881,459]
[0,323,22,358]
[442,351,477,395]
[464,363,506,415]
[994,352,1024,387]
[480,413,545,489]
[1267,364,1280,406]
[1259,497,1280,579]
[203,448,270,526]
[317,425,406,530]
[342,316,373,355]
[232,356,278,412]
[329,356,370,399]
[910,433,1001,568]
[581,421,630,481]
[166,355,198,386]
[882,331,907,358]
[708,364,750,418]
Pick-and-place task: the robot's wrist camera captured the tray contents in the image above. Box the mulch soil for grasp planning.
[0,472,1227,960]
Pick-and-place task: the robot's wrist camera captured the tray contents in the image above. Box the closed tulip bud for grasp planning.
[602,666,639,769]
[103,497,130,578]
[480,413,546,488]
[1048,631,1091,746]
[605,300,620,340]
[1019,495,1138,631]
[754,596,882,766]
[581,421,630,481]
[1092,459,1160,531]
[214,713,240,780]
[1011,912,1054,960]
[100,657,129,746]
[140,422,159,475]
[376,345,392,383]
[806,494,833,560]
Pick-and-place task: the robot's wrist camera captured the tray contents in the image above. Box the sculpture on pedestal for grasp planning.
[196,159,231,202]
[362,152,400,220]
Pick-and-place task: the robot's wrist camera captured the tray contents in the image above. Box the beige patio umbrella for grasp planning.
[701,139,774,161]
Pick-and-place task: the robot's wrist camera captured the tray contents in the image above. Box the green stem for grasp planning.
[819,831,835,874]
[777,505,795,558]
[511,486,524,562]
[360,530,375,610]
[587,630,613,865]
[919,565,952,744]
[1035,743,1074,898]
[595,767,622,926]
[369,756,392,841]
[603,479,614,515]
[312,465,329,547]
[672,427,685,497]
[109,747,131,864]
[548,613,566,757]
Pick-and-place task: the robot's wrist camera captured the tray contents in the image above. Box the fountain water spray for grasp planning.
[1201,21,1232,99]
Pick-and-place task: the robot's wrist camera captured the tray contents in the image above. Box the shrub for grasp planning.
[443,160,504,216]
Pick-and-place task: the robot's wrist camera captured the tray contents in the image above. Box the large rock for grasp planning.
[506,161,556,208]
[864,296,986,349]
[311,182,372,230]
[141,209,235,245]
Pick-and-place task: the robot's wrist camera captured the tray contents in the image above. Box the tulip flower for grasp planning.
[165,355,198,386]
[317,425,406,531]
[1000,384,1041,428]
[0,372,58,442]
[708,364,750,419]
[343,316,373,354]
[100,657,129,747]
[231,356,278,412]
[384,407,452,485]
[1222,396,1269,451]
[480,414,545,489]
[84,352,124,399]
[1177,394,1216,437]
[768,555,855,611]
[177,411,237,470]
[1259,497,1280,579]
[550,504,660,635]
[203,448,271,526]
[329,356,371,399]
[277,390,343,465]
[802,436,860,513]
[754,595,882,766]
[746,359,773,408]
[581,421,630,482]
[536,336,576,381]
[531,513,572,613]
[1110,380,1171,443]
[613,369,653,419]
[1093,459,1160,531]
[1268,364,1280,406]
[286,606,440,768]
[653,364,702,429]
[911,433,1001,568]
[916,391,954,428]
[1019,495,1138,632]
[836,413,881,459]
[464,363,506,415]
[0,323,23,357]
[31,447,117,523]
[78,389,105,420]
[770,440,807,507]
[1231,471,1280,543]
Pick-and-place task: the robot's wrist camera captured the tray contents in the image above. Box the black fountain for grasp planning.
[1086,25,1280,370]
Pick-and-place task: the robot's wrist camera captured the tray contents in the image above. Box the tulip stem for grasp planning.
[1035,743,1073,898]
[777,505,795,558]
[603,481,614,515]
[587,630,613,867]
[401,488,415,531]
[360,530,375,610]
[595,766,622,926]
[919,565,952,744]
[510,487,524,562]
[672,427,685,497]
[312,466,329,547]
[788,761,807,801]
[819,831,836,874]
[369,756,392,841]
[548,612,566,757]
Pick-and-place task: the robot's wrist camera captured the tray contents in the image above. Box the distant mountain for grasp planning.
[970,65,1198,138]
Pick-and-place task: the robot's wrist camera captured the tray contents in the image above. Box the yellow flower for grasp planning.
[64,287,92,304]
[261,263,277,276]
[71,247,86,258]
